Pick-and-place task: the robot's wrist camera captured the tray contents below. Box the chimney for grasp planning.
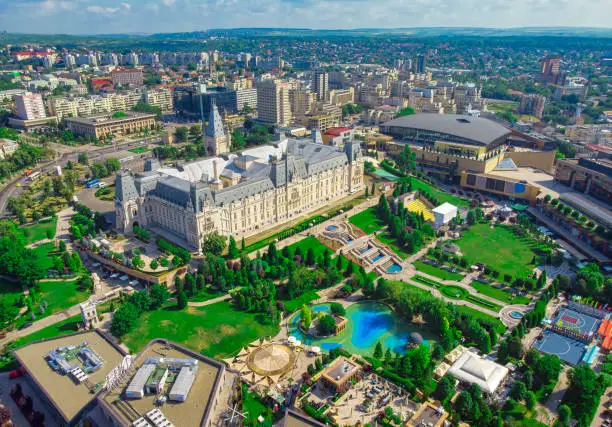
[213,160,219,181]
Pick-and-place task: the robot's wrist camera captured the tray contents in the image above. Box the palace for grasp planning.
[115,134,363,252]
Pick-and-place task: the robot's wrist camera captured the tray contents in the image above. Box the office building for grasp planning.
[256,79,292,126]
[289,89,315,116]
[115,136,363,249]
[312,69,329,102]
[15,93,47,120]
[63,53,76,69]
[539,56,566,86]
[329,88,354,106]
[414,55,427,73]
[111,68,143,87]
[65,111,156,139]
[555,158,612,206]
[519,94,546,119]
[235,87,258,111]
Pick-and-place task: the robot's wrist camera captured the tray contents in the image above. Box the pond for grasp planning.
[386,263,403,273]
[288,301,436,355]
[326,225,339,231]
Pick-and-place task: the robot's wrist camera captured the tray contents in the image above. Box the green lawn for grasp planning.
[128,146,151,154]
[285,236,330,254]
[38,279,90,315]
[349,207,385,234]
[242,385,273,425]
[14,279,90,327]
[410,177,470,208]
[388,280,434,297]
[31,242,59,272]
[413,260,464,281]
[20,217,57,244]
[122,301,279,359]
[376,232,411,260]
[470,280,530,305]
[455,305,506,334]
[0,279,23,305]
[282,290,320,313]
[189,288,225,303]
[455,223,537,278]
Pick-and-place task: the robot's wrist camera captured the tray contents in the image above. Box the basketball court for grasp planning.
[533,330,587,365]
[554,307,600,336]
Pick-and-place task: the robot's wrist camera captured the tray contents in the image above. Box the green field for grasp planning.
[471,280,530,305]
[410,177,470,208]
[376,232,411,260]
[412,275,502,312]
[128,146,151,154]
[349,207,386,234]
[0,279,23,305]
[282,290,320,313]
[286,236,330,254]
[20,217,57,244]
[31,242,59,272]
[122,301,279,359]
[189,288,225,303]
[455,223,537,278]
[413,260,464,281]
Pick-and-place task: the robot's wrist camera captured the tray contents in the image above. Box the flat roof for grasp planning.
[100,340,224,427]
[65,111,156,125]
[322,356,359,384]
[380,113,511,146]
[13,330,125,423]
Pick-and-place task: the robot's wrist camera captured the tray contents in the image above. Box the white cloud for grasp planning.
[121,2,132,10]
[87,5,120,13]
[161,0,176,6]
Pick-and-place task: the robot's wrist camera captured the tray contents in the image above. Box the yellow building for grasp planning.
[460,171,541,204]
[65,111,156,139]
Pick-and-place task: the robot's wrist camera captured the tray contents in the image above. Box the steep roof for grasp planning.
[115,171,138,201]
[205,99,225,138]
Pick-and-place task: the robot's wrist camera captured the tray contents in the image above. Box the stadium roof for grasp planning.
[380,113,511,146]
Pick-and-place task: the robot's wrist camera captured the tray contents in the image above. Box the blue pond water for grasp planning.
[386,263,403,273]
[288,302,434,355]
[360,246,372,254]
[326,225,339,231]
[511,311,524,319]
[372,253,384,262]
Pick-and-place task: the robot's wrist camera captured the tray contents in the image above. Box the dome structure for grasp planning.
[409,332,424,344]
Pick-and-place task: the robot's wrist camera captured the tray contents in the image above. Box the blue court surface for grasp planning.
[553,307,601,336]
[533,330,587,365]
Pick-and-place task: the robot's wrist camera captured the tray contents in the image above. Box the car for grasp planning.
[18,322,33,330]
[9,368,26,379]
[110,273,120,278]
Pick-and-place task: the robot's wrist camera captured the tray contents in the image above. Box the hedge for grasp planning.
[156,238,191,265]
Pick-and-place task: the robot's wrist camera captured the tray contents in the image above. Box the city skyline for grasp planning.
[2,0,610,35]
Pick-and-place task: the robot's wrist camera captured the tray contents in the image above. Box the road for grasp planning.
[0,136,160,216]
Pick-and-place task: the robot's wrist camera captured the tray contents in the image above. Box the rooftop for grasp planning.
[321,356,360,384]
[100,340,224,427]
[381,113,511,146]
[13,330,125,424]
[65,111,156,125]
[447,351,509,394]
[324,127,352,136]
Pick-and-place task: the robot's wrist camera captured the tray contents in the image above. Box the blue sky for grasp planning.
[1,0,609,34]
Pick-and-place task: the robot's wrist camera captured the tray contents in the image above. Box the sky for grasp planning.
[0,0,610,34]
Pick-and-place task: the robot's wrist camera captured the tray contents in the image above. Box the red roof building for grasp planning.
[322,127,354,147]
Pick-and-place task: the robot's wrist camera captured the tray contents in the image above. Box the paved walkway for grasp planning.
[0,305,81,347]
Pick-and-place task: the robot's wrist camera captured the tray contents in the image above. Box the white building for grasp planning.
[447,350,509,395]
[0,138,19,160]
[15,93,47,120]
[432,202,458,227]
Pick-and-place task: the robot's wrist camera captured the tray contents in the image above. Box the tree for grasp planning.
[228,236,239,258]
[306,248,315,266]
[177,290,188,309]
[300,304,312,329]
[316,314,336,336]
[330,302,346,316]
[77,153,89,165]
[394,106,416,118]
[510,381,527,400]
[454,391,474,420]
[189,124,201,136]
[175,126,189,142]
[434,374,456,402]
[202,232,226,256]
[150,259,158,270]
[525,391,536,410]
[557,404,571,426]
[110,302,139,336]
[149,284,170,309]
[0,298,19,329]
[105,157,120,173]
[373,341,383,359]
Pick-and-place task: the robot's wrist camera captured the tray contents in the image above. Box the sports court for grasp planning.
[554,307,600,336]
[532,307,601,365]
[532,330,587,365]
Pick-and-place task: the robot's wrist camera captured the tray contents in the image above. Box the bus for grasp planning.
[28,170,41,181]
[86,178,100,188]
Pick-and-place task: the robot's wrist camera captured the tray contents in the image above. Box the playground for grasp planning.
[533,330,587,365]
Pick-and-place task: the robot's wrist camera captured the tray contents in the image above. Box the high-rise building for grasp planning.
[144,88,174,113]
[15,93,47,120]
[539,56,566,85]
[414,55,427,74]
[518,94,546,119]
[235,88,257,111]
[312,69,329,102]
[256,79,292,126]
[102,53,119,66]
[42,56,54,69]
[289,89,314,116]
[63,54,76,69]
